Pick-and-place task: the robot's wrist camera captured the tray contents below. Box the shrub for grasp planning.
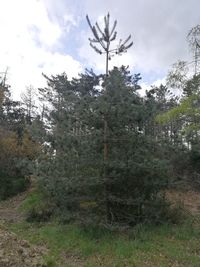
[0,170,29,200]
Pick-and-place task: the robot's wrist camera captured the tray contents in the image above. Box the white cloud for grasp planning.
[81,0,200,80]
[0,0,82,99]
[139,78,166,96]
[1,0,200,100]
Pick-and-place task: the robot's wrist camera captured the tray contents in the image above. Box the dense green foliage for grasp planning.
[36,67,179,225]
[34,62,199,225]
[0,20,199,227]
[157,72,200,184]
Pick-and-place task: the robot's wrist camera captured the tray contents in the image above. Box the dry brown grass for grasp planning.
[166,189,200,214]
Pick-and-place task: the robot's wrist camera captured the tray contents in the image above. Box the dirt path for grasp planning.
[0,192,48,266]
[0,191,28,224]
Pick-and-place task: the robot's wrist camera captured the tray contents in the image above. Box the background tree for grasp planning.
[156,25,200,187]
[0,72,40,199]
[187,25,200,75]
[21,85,38,124]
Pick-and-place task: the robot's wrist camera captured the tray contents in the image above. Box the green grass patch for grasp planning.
[19,191,44,212]
[19,190,54,222]
[7,215,200,267]
[7,191,200,266]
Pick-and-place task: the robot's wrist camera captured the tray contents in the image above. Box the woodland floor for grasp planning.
[0,191,48,266]
[1,190,200,266]
[166,189,200,214]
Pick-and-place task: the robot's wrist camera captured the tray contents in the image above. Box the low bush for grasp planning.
[20,191,54,222]
[0,171,29,200]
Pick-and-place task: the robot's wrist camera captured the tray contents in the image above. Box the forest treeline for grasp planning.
[0,20,199,226]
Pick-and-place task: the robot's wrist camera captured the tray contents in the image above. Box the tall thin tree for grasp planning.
[86,13,133,76]
[187,25,200,75]
[86,13,133,222]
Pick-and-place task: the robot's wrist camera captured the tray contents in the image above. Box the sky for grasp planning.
[0,0,200,99]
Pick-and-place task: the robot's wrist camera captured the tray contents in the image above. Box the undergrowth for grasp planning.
[6,191,200,267]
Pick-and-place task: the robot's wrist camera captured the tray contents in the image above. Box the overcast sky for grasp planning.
[0,0,199,99]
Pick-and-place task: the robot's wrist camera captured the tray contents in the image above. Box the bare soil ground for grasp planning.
[0,192,28,224]
[0,226,47,267]
[0,192,48,267]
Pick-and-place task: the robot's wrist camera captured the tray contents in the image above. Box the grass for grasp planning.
[3,191,200,266]
[19,190,44,212]
[7,215,200,267]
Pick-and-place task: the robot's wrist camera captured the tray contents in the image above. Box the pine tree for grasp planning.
[38,67,170,225]
[86,13,133,223]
